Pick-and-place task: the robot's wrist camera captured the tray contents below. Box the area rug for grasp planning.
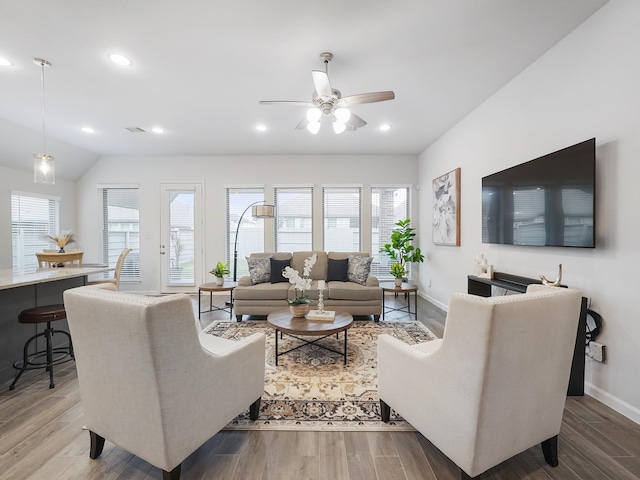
[203,319,437,431]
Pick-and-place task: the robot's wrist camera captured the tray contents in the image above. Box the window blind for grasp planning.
[99,187,140,280]
[322,186,362,252]
[275,187,313,252]
[371,186,410,279]
[226,188,266,279]
[11,193,60,270]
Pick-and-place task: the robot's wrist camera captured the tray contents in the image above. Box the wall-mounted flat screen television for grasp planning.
[482,138,595,248]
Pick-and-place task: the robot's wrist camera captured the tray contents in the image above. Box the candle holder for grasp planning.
[317,288,325,313]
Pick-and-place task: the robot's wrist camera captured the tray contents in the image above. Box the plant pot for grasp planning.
[290,303,310,318]
[394,277,403,287]
[215,276,224,286]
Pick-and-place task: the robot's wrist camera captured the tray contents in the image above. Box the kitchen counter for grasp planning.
[0,264,113,388]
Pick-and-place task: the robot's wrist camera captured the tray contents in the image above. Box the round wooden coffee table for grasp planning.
[266,309,354,366]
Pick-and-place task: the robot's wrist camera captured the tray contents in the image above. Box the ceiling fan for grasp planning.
[259,52,395,134]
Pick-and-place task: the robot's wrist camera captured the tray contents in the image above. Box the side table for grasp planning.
[198,282,237,320]
[380,282,418,320]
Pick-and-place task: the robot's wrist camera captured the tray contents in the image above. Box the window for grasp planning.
[11,192,60,270]
[323,186,362,252]
[275,187,313,252]
[371,186,411,279]
[99,186,140,280]
[226,188,266,280]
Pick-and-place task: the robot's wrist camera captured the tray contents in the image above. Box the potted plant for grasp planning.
[210,261,230,286]
[380,218,424,286]
[282,253,317,317]
[390,262,408,287]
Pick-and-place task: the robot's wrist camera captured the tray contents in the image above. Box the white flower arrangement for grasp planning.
[282,253,317,305]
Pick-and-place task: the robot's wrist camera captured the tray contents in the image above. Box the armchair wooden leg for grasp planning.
[250,397,261,420]
[89,431,105,459]
[162,464,181,480]
[236,315,243,322]
[380,399,391,422]
[541,435,559,467]
[374,315,380,322]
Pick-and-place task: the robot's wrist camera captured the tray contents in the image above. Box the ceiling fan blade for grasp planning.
[312,70,333,99]
[259,100,316,107]
[345,112,367,128]
[337,91,395,106]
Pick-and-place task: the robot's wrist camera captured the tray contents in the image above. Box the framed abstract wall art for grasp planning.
[432,167,461,246]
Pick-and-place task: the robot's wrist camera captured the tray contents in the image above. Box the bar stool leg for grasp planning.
[45,324,55,388]
[9,333,33,390]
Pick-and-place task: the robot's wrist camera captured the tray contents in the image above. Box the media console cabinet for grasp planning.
[468,272,587,396]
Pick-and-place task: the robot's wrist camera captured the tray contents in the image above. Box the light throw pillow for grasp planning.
[270,258,291,283]
[347,255,373,285]
[246,256,271,284]
[327,258,349,282]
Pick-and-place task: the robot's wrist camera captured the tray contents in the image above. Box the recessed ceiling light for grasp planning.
[379,124,391,132]
[0,57,13,66]
[81,127,95,134]
[256,124,267,132]
[108,54,132,66]
[151,127,164,134]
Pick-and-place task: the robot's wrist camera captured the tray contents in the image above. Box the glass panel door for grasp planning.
[160,183,203,293]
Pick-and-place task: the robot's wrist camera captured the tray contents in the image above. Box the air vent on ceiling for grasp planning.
[125,127,147,133]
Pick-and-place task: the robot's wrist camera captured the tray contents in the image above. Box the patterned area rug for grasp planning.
[203,319,437,431]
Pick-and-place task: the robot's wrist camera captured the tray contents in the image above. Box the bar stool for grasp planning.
[9,304,74,390]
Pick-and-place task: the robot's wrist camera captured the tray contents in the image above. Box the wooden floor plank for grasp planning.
[0,295,638,479]
[390,431,437,480]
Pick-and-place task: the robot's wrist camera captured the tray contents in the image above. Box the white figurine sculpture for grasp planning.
[474,254,494,279]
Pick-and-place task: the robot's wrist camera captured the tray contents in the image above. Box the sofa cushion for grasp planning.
[291,251,328,280]
[328,281,382,301]
[327,258,349,282]
[347,255,373,285]
[270,257,291,283]
[234,282,291,300]
[246,256,271,284]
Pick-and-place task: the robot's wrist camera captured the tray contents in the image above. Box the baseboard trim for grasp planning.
[418,291,448,312]
[585,382,640,425]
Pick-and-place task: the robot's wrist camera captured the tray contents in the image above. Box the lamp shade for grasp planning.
[252,204,276,218]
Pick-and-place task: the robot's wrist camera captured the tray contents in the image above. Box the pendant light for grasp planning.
[33,58,55,184]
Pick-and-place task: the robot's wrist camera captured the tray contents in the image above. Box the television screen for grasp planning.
[482,138,595,248]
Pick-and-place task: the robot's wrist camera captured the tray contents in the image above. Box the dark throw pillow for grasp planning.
[327,258,349,282]
[270,257,291,283]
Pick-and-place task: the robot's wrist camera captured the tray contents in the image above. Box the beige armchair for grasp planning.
[63,286,266,480]
[378,285,582,479]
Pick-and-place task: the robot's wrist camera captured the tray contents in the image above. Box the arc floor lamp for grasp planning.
[232,201,276,281]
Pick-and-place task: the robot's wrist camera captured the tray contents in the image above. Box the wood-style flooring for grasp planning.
[1,294,639,480]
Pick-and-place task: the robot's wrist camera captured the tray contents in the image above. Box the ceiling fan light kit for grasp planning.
[259,52,395,135]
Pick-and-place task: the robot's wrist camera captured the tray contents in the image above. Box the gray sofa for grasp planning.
[233,251,382,321]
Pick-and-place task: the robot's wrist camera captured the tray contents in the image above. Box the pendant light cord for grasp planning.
[39,60,47,155]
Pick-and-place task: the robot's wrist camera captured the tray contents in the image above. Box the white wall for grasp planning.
[0,165,77,269]
[76,154,418,293]
[418,0,640,422]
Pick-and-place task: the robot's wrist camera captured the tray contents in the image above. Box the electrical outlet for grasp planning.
[587,342,606,362]
[428,278,432,287]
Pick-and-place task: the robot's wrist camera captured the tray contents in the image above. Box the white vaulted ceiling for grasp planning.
[0,0,608,180]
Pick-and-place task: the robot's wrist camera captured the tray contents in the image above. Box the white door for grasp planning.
[160,183,203,293]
